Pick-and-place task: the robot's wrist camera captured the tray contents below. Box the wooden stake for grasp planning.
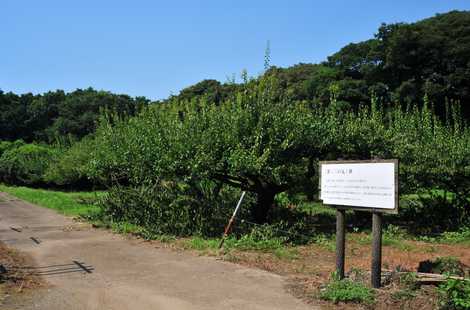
[219,191,246,249]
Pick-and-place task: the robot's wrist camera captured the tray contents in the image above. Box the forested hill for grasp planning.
[1,10,469,143]
[169,10,470,117]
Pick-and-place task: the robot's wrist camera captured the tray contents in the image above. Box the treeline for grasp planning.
[0,88,150,142]
[169,11,470,120]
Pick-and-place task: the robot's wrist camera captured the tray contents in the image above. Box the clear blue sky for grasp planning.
[2,1,470,100]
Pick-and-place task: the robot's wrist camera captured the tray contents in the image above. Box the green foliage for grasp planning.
[0,140,24,157]
[165,11,470,120]
[98,182,248,237]
[439,228,470,245]
[44,137,98,188]
[320,278,375,304]
[438,278,470,310]
[86,69,470,236]
[0,88,148,142]
[0,143,57,185]
[389,103,470,232]
[328,11,470,117]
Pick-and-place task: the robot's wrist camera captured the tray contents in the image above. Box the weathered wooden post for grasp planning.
[335,208,346,279]
[371,212,383,288]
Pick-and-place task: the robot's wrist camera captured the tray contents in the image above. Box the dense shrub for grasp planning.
[44,137,97,188]
[100,181,255,237]
[0,143,57,185]
[398,195,469,233]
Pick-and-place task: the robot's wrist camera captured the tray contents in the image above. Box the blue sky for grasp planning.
[2,1,470,100]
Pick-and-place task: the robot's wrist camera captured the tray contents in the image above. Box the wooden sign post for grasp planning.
[319,160,398,288]
[371,212,383,288]
[336,209,346,279]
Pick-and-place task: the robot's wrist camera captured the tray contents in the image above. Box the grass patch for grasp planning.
[183,235,286,252]
[0,184,103,217]
[353,225,416,251]
[183,237,220,251]
[312,234,336,252]
[225,234,285,251]
[438,229,470,245]
[416,228,470,246]
[182,235,299,261]
[320,277,375,304]
[273,247,299,260]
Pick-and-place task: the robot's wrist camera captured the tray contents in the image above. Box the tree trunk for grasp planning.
[252,189,276,224]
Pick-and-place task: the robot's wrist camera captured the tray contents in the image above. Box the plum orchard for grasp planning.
[86,75,469,234]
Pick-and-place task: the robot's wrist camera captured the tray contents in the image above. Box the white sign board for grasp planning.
[320,160,398,212]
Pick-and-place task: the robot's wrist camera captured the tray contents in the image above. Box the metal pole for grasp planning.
[219,191,246,249]
[371,212,383,288]
[335,208,346,279]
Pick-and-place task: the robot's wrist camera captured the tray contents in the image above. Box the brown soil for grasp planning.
[0,242,43,306]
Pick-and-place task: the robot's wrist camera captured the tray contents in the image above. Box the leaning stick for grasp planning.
[219,191,246,249]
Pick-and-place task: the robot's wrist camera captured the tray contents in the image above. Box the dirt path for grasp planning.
[0,192,313,310]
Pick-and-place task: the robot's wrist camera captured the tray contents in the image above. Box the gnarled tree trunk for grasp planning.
[252,188,278,224]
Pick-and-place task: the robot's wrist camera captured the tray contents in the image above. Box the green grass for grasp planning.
[182,235,299,260]
[416,228,470,246]
[0,184,104,217]
[353,225,416,251]
[183,237,220,251]
[184,235,285,252]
